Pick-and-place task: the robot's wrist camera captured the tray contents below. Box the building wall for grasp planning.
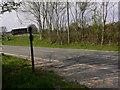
[12,28,28,35]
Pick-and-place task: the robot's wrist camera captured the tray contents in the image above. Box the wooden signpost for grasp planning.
[28,25,35,72]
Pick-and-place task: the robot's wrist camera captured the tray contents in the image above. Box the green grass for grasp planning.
[2,54,88,89]
[2,34,119,51]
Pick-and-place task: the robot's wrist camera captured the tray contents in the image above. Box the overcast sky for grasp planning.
[0,2,119,32]
[1,11,31,31]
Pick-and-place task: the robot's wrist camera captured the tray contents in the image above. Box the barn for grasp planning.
[11,27,38,35]
[11,28,28,35]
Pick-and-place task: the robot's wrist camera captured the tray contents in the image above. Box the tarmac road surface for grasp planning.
[2,45,119,88]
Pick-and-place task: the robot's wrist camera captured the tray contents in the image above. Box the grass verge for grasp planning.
[2,54,88,89]
[2,34,119,51]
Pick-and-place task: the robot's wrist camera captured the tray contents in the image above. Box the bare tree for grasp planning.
[77,2,90,41]
[18,2,43,40]
[67,1,70,44]
[0,1,21,14]
[90,2,103,44]
[1,26,7,35]
[55,2,59,36]
[101,1,109,45]
[75,2,78,31]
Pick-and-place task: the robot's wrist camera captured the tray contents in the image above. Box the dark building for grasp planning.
[11,28,28,35]
[11,27,38,35]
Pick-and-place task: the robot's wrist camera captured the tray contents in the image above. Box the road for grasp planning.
[2,45,119,88]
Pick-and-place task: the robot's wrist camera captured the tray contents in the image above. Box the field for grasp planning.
[2,34,119,51]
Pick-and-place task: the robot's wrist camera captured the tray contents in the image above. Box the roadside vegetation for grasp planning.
[2,34,119,51]
[2,54,88,89]
[1,2,119,51]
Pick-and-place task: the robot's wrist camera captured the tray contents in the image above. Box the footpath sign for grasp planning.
[27,24,36,72]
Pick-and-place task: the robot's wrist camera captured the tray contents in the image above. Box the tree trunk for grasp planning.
[75,2,79,42]
[37,13,42,40]
[55,2,59,36]
[81,11,84,41]
[67,2,70,44]
[101,23,105,45]
[101,2,108,45]
[38,23,42,40]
